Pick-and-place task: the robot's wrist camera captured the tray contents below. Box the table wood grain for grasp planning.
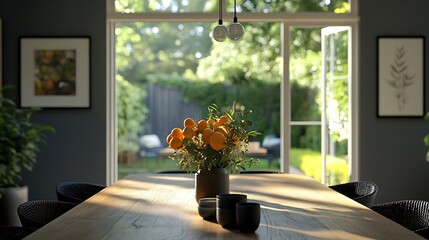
[25,174,423,239]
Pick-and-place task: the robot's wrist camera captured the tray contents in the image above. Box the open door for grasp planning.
[321,26,351,184]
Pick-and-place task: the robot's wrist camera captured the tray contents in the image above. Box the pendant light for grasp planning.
[227,0,244,41]
[213,0,228,42]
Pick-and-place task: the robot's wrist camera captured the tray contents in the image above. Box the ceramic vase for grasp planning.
[0,185,28,226]
[195,168,229,203]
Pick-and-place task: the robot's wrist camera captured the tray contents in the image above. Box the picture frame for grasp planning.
[377,36,425,117]
[20,37,90,108]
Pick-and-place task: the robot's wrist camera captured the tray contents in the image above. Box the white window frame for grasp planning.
[106,0,360,185]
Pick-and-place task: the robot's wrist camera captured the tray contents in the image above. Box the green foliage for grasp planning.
[0,85,55,188]
[197,22,281,84]
[115,22,212,84]
[115,0,216,13]
[117,76,148,153]
[237,0,348,13]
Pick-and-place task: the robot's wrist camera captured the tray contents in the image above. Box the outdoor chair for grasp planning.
[56,182,106,204]
[0,226,35,240]
[371,200,429,234]
[139,134,165,158]
[262,135,280,168]
[329,181,378,207]
[17,200,77,229]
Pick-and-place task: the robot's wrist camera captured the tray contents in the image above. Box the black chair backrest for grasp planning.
[17,200,77,229]
[56,182,106,204]
[415,226,429,239]
[157,170,194,174]
[239,171,279,174]
[371,200,429,232]
[329,181,378,207]
[0,226,35,240]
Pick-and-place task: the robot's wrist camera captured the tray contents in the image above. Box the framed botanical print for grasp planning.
[377,36,425,117]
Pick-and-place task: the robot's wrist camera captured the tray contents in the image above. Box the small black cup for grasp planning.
[198,197,217,220]
[216,194,247,228]
[236,202,260,233]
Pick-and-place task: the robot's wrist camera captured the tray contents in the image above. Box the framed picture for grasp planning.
[20,37,90,108]
[377,36,425,117]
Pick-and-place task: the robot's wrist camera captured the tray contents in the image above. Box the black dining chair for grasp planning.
[329,181,378,207]
[157,170,191,174]
[56,182,106,204]
[17,200,77,230]
[415,226,429,239]
[371,200,429,235]
[0,226,35,240]
[239,171,279,174]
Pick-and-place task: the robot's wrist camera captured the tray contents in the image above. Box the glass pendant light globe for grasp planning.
[227,22,244,41]
[213,24,228,42]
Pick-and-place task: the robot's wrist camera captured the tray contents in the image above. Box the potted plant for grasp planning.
[165,103,259,202]
[0,85,55,226]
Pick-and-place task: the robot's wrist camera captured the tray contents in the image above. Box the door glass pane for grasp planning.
[290,27,321,122]
[322,26,350,185]
[116,22,281,178]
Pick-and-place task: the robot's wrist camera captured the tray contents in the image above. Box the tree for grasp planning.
[116,22,213,85]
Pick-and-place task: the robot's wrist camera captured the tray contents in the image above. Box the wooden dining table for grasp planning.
[24,173,423,239]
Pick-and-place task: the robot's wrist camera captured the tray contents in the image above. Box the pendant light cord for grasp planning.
[218,0,223,25]
[233,0,238,23]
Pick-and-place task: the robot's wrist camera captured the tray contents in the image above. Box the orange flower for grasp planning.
[166,103,260,172]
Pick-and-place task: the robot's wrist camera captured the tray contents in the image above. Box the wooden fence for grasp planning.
[144,84,201,145]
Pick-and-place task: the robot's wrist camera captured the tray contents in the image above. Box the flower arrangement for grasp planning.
[166,103,259,172]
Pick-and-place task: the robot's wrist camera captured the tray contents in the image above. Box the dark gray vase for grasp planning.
[195,168,229,203]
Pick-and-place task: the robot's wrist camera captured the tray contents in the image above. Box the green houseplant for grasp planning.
[0,85,54,225]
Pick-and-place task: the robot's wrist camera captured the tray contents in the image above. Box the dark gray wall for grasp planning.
[1,0,429,203]
[360,0,429,203]
[0,0,106,200]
